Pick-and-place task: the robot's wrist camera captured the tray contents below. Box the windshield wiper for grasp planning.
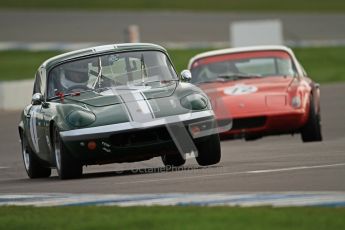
[195,79,224,84]
[195,74,262,85]
[217,74,262,80]
[92,57,103,89]
[140,54,148,85]
[132,79,178,86]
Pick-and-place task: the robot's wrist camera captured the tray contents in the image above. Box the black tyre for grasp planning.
[161,152,186,167]
[301,96,322,142]
[21,132,51,178]
[53,126,83,179]
[196,134,221,166]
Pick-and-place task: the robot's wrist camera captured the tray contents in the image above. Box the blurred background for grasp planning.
[0,0,345,82]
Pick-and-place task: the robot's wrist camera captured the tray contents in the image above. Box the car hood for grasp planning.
[198,76,296,118]
[53,82,209,129]
[64,83,177,107]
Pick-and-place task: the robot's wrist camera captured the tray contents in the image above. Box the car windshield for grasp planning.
[190,51,297,84]
[48,51,178,98]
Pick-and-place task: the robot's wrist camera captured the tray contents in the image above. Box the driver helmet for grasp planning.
[60,63,89,90]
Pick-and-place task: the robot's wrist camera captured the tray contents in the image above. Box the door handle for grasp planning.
[25,114,31,119]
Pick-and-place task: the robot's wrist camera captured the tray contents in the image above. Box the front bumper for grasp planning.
[59,110,217,164]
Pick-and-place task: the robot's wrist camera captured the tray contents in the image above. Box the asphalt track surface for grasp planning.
[0,83,344,194]
[1,10,345,43]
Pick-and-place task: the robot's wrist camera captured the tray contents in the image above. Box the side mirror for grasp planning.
[180,70,192,82]
[32,93,44,105]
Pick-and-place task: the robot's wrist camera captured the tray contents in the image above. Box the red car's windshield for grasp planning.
[191,51,297,84]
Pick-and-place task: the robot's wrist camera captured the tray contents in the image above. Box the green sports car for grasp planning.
[18,43,221,179]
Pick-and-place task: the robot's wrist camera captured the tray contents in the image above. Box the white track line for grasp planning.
[113,163,345,185]
[247,163,345,174]
[1,192,345,207]
[0,166,9,169]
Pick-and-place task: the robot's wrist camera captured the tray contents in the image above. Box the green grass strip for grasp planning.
[0,206,345,230]
[0,51,62,81]
[1,0,345,12]
[0,46,344,83]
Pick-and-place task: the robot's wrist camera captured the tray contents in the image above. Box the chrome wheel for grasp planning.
[22,138,30,171]
[20,132,51,178]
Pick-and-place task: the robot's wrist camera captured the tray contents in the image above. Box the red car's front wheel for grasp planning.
[301,96,322,142]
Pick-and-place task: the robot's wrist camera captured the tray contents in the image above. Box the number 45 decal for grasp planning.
[224,84,257,95]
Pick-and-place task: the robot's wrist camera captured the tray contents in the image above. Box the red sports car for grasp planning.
[188,46,322,142]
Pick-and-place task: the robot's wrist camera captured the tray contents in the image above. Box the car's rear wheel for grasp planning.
[21,132,51,178]
[161,152,186,167]
[53,126,83,179]
[195,134,221,166]
[301,96,322,142]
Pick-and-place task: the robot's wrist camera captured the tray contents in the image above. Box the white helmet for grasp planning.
[60,64,89,90]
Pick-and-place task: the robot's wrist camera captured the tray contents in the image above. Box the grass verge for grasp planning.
[0,0,345,12]
[0,51,62,81]
[0,46,345,83]
[0,206,345,230]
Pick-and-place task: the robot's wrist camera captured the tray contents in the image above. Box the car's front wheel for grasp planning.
[195,134,221,166]
[53,126,83,179]
[301,96,322,142]
[21,132,51,178]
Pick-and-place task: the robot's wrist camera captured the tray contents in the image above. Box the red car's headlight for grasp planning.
[291,96,302,108]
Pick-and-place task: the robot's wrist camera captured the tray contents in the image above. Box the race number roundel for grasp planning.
[224,84,257,95]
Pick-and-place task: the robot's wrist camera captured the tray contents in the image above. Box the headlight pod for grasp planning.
[291,96,301,108]
[67,110,96,127]
[180,93,208,110]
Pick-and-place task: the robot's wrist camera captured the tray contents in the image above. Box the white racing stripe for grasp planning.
[111,163,345,186]
[120,91,155,123]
